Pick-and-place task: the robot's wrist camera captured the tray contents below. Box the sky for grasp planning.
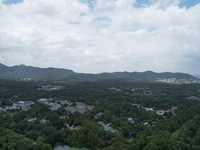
[0,0,200,74]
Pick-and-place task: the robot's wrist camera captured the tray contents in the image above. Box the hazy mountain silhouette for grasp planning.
[0,63,197,81]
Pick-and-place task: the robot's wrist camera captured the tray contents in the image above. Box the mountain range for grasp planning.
[0,63,197,81]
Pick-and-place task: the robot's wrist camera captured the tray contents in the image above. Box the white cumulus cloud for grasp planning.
[0,0,200,74]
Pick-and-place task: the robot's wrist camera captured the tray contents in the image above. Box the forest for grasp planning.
[0,79,200,150]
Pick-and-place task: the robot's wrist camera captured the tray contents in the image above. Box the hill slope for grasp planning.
[0,63,197,81]
[0,64,75,80]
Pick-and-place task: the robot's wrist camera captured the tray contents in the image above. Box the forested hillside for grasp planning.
[0,63,197,81]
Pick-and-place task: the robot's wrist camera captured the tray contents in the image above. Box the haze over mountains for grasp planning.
[0,63,197,81]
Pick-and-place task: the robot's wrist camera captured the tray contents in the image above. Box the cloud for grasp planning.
[0,0,200,74]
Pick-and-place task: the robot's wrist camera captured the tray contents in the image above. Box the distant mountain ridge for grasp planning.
[0,63,75,80]
[0,63,197,81]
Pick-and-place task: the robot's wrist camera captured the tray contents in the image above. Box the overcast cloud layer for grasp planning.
[0,0,200,74]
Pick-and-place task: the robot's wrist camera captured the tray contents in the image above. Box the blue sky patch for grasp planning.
[2,0,200,8]
[179,0,200,9]
[135,0,200,8]
[80,0,96,9]
[1,0,23,5]
[135,0,153,7]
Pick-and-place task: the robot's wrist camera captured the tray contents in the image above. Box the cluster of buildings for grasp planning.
[0,101,34,113]
[108,87,122,92]
[1,97,94,114]
[131,87,153,95]
[37,98,94,113]
[56,100,72,106]
[25,117,49,125]
[156,78,200,84]
[37,98,62,111]
[187,96,200,102]
[65,102,94,114]
[37,85,65,91]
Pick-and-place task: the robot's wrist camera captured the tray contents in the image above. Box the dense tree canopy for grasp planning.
[0,79,200,149]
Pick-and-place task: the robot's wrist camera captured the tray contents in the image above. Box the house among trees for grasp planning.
[94,112,103,119]
[127,117,134,124]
